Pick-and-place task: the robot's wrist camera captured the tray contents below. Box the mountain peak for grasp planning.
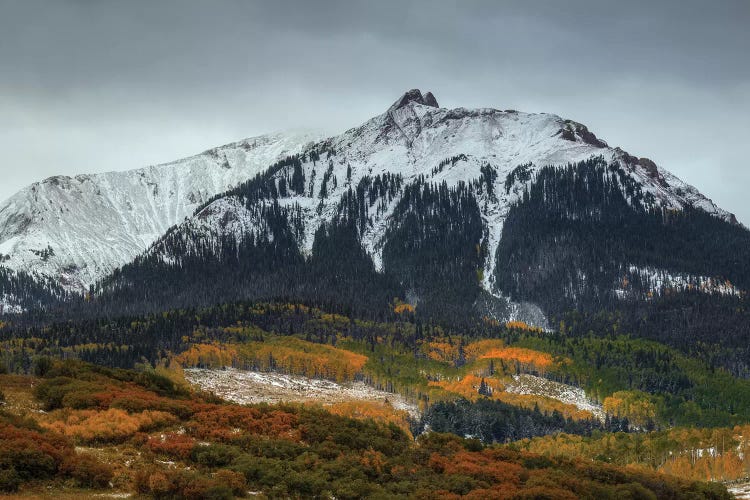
[388,89,439,112]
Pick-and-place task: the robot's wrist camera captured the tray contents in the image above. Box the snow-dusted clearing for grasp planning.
[504,374,605,421]
[184,368,420,418]
[728,481,750,499]
[615,265,742,299]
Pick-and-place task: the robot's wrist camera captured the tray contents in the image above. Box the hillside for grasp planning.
[0,312,737,498]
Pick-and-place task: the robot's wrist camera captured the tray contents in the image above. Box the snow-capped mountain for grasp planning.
[91,89,745,323]
[2,89,744,320]
[140,90,735,284]
[0,130,320,291]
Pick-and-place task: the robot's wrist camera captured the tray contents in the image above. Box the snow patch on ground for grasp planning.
[728,482,750,499]
[504,374,604,421]
[184,368,420,418]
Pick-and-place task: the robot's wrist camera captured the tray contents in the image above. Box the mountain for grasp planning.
[0,130,321,297]
[1,90,748,499]
[90,89,747,327]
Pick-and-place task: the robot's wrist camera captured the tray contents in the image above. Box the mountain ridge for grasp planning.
[86,89,747,326]
[0,130,321,292]
[0,89,744,318]
[139,90,738,272]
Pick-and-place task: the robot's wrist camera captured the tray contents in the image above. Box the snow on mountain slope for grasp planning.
[0,295,22,315]
[615,265,742,299]
[153,90,736,298]
[0,130,321,291]
[1,89,738,305]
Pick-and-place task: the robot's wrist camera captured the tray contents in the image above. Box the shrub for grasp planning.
[134,370,189,399]
[147,432,196,459]
[41,408,178,444]
[0,427,63,480]
[148,472,171,496]
[0,467,20,492]
[33,377,100,411]
[0,420,82,495]
[191,443,242,467]
[214,469,247,496]
[147,470,235,500]
[61,454,114,488]
[32,356,54,377]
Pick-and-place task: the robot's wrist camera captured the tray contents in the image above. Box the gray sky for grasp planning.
[2,0,749,224]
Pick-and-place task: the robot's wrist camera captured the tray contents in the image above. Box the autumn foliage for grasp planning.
[429,373,502,400]
[174,343,237,369]
[41,408,178,444]
[603,390,658,428]
[423,339,561,375]
[176,338,368,383]
[520,424,750,483]
[505,320,543,333]
[236,338,368,382]
[328,400,413,437]
[0,361,731,498]
[478,346,556,370]
[393,301,416,314]
[495,392,595,421]
[146,432,196,459]
[0,398,114,493]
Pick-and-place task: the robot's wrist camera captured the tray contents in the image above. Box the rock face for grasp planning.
[388,89,439,112]
[422,91,439,108]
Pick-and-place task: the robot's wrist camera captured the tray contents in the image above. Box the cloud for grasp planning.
[1,0,748,223]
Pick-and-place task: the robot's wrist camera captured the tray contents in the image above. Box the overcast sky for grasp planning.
[2,0,749,223]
